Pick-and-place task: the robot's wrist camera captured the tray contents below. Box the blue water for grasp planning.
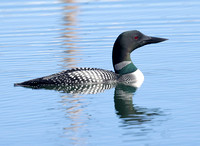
[1,0,200,145]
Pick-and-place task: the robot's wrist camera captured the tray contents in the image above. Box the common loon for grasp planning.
[14,30,167,88]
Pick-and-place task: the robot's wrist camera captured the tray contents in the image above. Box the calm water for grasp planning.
[1,0,200,145]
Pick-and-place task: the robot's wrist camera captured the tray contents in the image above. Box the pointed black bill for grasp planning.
[142,36,168,45]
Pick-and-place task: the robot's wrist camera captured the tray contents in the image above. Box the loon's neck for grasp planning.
[114,60,137,75]
[112,48,137,75]
[112,34,138,75]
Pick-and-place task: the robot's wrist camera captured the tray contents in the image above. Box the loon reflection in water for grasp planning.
[21,82,163,130]
[36,83,164,138]
[114,84,162,127]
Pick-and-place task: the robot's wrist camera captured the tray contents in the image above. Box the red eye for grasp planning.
[134,36,138,40]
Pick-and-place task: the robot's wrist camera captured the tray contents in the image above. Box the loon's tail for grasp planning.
[14,83,23,86]
[14,77,54,87]
[14,82,34,87]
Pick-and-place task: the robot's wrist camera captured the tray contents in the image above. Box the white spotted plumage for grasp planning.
[18,68,118,86]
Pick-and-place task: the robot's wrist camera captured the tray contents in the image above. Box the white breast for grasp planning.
[118,69,144,88]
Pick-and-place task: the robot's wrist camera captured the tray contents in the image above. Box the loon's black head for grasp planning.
[112,30,167,65]
[114,30,167,53]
